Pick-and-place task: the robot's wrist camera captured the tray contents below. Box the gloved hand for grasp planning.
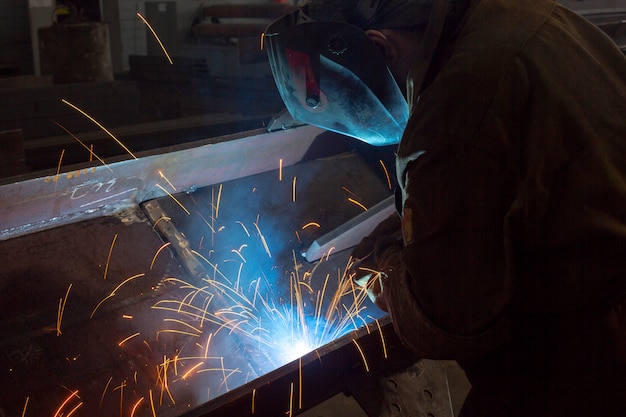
[350,213,403,311]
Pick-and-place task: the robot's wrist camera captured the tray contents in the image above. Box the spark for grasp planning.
[231,244,248,263]
[158,170,177,191]
[348,197,368,211]
[292,176,297,202]
[56,149,65,178]
[215,184,223,219]
[279,158,283,181]
[342,186,359,199]
[51,119,112,171]
[220,357,228,391]
[65,402,83,417]
[288,382,294,417]
[181,361,204,380]
[253,219,272,258]
[260,32,265,51]
[163,318,202,334]
[90,273,145,318]
[104,234,118,280]
[61,99,137,159]
[118,332,140,346]
[156,183,191,215]
[204,333,213,358]
[379,159,392,189]
[122,314,133,319]
[137,12,173,64]
[99,376,113,413]
[56,283,72,336]
[130,397,144,417]
[352,339,370,372]
[236,221,250,236]
[150,242,171,270]
[53,390,80,417]
[302,222,320,229]
[157,329,201,339]
[113,380,127,416]
[372,317,388,358]
[251,388,256,414]
[151,216,172,231]
[21,397,28,417]
[149,390,157,417]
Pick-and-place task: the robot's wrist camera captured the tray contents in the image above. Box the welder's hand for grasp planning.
[350,214,403,311]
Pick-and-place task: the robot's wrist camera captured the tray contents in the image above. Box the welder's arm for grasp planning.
[350,212,403,311]
[380,144,513,360]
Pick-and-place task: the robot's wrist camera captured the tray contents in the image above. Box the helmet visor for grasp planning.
[265,14,408,146]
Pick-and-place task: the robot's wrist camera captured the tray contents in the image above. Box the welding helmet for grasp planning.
[264,7,409,146]
[264,0,450,146]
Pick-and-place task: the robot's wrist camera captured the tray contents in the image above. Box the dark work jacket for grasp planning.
[376,0,626,415]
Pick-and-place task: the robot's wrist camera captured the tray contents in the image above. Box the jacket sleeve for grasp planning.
[382,143,514,360]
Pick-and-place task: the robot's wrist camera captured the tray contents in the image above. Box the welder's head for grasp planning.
[264,0,447,146]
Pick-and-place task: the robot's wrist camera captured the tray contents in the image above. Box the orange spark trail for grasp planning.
[130,397,144,417]
[61,99,137,159]
[99,376,113,413]
[104,234,118,280]
[137,12,173,64]
[302,222,320,229]
[292,177,297,202]
[53,390,80,417]
[56,149,65,177]
[379,159,392,189]
[51,119,112,171]
[279,158,283,181]
[158,170,177,191]
[149,390,157,417]
[156,183,191,215]
[150,241,171,270]
[21,397,28,417]
[181,361,204,380]
[215,184,223,219]
[373,317,388,358]
[288,382,294,417]
[352,339,370,372]
[90,273,145,318]
[118,332,140,346]
[348,197,368,211]
[65,401,83,417]
[260,32,265,51]
[56,283,72,336]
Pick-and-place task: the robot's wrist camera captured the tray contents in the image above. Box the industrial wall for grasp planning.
[2,0,623,78]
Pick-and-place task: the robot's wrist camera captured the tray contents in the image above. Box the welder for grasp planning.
[264,0,626,415]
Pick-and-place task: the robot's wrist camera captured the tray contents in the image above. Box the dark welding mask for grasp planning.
[264,10,409,146]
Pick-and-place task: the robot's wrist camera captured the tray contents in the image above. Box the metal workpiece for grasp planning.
[0,124,421,417]
[0,124,326,241]
[304,195,397,263]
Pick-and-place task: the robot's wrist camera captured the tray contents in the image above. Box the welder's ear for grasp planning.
[365,29,399,66]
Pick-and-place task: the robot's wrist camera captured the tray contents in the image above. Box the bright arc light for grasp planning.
[283,339,313,363]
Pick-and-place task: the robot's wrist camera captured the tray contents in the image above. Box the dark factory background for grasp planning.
[1,0,624,179]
